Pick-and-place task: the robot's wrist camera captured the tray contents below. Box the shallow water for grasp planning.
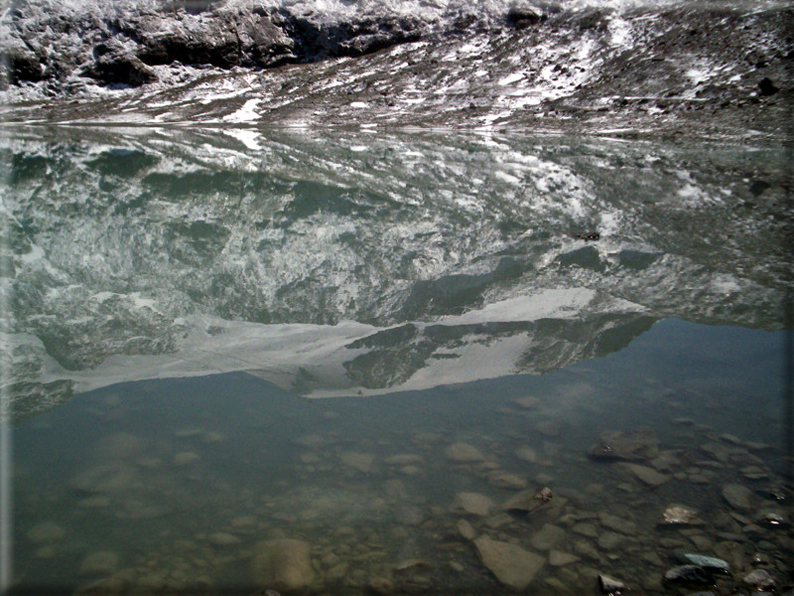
[1,128,792,594]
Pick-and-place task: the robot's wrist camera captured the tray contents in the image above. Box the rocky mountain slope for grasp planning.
[2,126,790,418]
[1,0,792,137]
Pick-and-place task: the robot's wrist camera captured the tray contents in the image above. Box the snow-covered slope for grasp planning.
[1,0,791,138]
[1,127,789,417]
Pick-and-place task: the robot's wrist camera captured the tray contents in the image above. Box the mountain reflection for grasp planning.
[1,126,789,418]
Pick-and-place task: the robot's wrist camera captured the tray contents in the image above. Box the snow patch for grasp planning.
[222,98,261,123]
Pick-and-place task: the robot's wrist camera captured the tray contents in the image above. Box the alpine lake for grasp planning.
[1,126,792,595]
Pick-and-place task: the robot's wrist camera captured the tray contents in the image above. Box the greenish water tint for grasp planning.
[2,128,792,594]
[10,320,792,594]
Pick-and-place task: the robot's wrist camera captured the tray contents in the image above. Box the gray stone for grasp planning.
[513,396,541,409]
[598,512,636,534]
[340,451,375,473]
[549,550,579,566]
[743,568,775,590]
[452,492,496,517]
[515,446,538,462]
[597,532,623,551]
[722,483,753,510]
[27,522,66,544]
[661,505,699,525]
[444,442,485,462]
[78,551,119,575]
[589,430,659,461]
[674,553,730,574]
[250,539,315,592]
[209,532,240,546]
[618,462,669,486]
[487,470,528,489]
[598,574,627,594]
[456,518,476,541]
[530,523,566,551]
[663,565,715,585]
[572,522,599,538]
[473,535,545,590]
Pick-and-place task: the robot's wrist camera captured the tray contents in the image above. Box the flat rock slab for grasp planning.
[590,429,659,461]
[549,550,580,567]
[444,442,485,462]
[452,492,496,517]
[474,535,545,590]
[722,483,753,511]
[618,462,669,486]
[530,523,566,551]
[250,539,315,591]
[340,451,375,473]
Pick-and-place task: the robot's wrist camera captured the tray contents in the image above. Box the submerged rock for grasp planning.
[250,539,315,592]
[27,522,66,544]
[444,442,485,462]
[663,564,716,585]
[598,574,628,595]
[757,511,785,527]
[660,505,701,526]
[78,551,119,576]
[473,535,545,590]
[340,451,375,473]
[589,430,659,461]
[722,483,753,511]
[742,568,775,590]
[501,487,553,516]
[672,553,730,575]
[487,470,528,489]
[530,523,565,551]
[456,518,476,541]
[548,550,579,567]
[451,492,496,517]
[618,462,669,486]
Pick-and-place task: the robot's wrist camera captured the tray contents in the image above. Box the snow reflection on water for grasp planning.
[10,320,791,595]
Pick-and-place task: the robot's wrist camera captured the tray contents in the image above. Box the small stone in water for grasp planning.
[598,574,627,595]
[27,522,66,544]
[618,462,669,486]
[456,518,476,541]
[444,442,485,462]
[549,550,579,567]
[722,483,753,511]
[758,511,785,527]
[589,429,659,461]
[173,451,200,466]
[513,396,541,409]
[452,492,496,517]
[662,505,698,525]
[674,553,730,575]
[663,565,715,585]
[743,568,775,590]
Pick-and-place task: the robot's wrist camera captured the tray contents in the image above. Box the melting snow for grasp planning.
[222,98,261,122]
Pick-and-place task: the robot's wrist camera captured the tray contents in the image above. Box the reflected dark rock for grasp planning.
[1,129,790,413]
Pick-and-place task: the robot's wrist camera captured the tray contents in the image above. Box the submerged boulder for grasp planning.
[589,429,659,461]
[473,535,545,590]
[250,539,315,592]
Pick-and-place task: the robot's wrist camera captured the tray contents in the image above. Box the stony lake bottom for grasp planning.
[1,128,793,595]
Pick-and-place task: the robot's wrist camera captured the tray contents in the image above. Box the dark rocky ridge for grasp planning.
[1,0,792,138]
